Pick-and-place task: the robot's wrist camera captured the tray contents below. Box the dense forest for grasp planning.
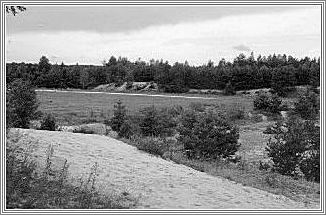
[6,53,320,93]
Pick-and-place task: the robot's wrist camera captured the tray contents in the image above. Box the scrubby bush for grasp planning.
[105,100,127,132]
[134,136,173,157]
[6,79,39,128]
[266,116,320,181]
[254,91,282,113]
[40,113,57,131]
[118,118,140,138]
[177,109,240,160]
[139,106,177,137]
[293,89,319,120]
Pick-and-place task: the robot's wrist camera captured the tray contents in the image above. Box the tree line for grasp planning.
[6,53,320,93]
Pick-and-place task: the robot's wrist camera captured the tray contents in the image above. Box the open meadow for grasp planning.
[36,89,254,125]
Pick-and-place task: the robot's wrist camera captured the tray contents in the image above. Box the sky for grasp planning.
[6,5,322,66]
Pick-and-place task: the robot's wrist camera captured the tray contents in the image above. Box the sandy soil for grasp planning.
[14,129,309,209]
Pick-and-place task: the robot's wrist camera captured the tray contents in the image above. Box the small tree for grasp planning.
[105,100,126,132]
[139,106,177,137]
[177,109,240,159]
[6,79,39,128]
[266,116,320,181]
[293,89,319,120]
[254,91,282,114]
[40,113,57,131]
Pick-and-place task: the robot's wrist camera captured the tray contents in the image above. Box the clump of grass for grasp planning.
[6,132,136,209]
[72,127,95,134]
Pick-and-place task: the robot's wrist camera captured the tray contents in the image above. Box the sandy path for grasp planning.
[16,129,308,209]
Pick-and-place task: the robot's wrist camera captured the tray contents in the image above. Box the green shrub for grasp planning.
[40,113,57,131]
[118,119,140,138]
[266,116,320,181]
[135,136,172,157]
[293,89,319,120]
[73,127,95,134]
[254,91,282,113]
[105,100,127,132]
[139,106,177,137]
[177,109,240,159]
[6,79,39,128]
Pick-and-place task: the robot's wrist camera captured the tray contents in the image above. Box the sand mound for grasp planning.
[15,129,310,209]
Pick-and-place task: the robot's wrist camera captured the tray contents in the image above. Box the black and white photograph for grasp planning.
[1,0,324,213]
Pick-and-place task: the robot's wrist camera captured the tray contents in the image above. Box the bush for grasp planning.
[40,113,57,131]
[177,109,240,159]
[266,116,320,181]
[293,89,319,120]
[6,79,39,128]
[254,91,282,113]
[139,106,177,137]
[105,100,127,132]
[118,118,140,138]
[134,136,172,157]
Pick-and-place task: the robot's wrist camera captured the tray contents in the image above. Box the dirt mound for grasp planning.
[93,82,158,93]
[16,128,310,209]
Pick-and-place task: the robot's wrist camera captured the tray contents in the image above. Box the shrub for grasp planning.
[266,116,320,181]
[118,118,140,138]
[40,113,57,131]
[177,109,240,159]
[6,79,39,128]
[139,106,177,137]
[73,127,95,134]
[105,100,127,132]
[254,91,282,113]
[223,81,236,95]
[293,89,319,120]
[134,136,172,157]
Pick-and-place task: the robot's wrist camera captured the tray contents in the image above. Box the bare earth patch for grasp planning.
[16,128,311,209]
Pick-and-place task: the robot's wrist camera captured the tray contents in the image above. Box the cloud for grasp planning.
[233,44,251,52]
[6,7,321,65]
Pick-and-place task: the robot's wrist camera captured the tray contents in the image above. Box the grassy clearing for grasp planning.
[36,90,254,125]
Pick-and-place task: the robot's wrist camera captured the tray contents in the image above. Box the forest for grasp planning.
[6,52,320,93]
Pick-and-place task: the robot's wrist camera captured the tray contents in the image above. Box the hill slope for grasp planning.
[16,129,311,209]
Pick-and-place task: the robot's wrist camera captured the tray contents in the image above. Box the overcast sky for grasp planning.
[6,5,321,65]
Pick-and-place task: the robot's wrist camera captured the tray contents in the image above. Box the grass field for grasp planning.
[37,90,254,125]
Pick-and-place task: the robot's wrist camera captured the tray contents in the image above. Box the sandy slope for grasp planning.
[15,129,310,209]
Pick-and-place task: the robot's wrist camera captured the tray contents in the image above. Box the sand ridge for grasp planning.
[17,129,310,209]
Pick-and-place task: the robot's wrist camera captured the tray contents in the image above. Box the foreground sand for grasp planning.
[15,129,312,209]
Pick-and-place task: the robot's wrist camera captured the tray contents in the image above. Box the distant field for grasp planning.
[36,90,254,125]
